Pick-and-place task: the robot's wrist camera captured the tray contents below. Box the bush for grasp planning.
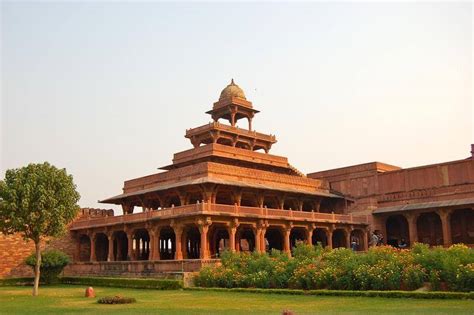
[97,295,136,304]
[25,250,70,284]
[60,276,183,290]
[194,243,474,292]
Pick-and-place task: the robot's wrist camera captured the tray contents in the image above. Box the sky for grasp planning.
[1,2,472,213]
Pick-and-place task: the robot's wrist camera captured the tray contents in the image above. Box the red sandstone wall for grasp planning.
[0,232,77,278]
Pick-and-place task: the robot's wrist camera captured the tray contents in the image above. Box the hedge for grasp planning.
[60,276,183,290]
[0,277,34,286]
[186,287,474,300]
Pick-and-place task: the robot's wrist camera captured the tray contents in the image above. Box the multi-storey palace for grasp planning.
[1,80,473,278]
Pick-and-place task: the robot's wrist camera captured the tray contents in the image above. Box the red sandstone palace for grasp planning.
[1,80,473,277]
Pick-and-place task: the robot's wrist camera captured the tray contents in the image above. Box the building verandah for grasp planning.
[373,200,474,248]
[73,215,369,264]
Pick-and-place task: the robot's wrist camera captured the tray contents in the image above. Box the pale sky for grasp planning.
[1,2,472,213]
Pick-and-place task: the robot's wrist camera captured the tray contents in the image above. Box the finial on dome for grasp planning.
[231,78,235,85]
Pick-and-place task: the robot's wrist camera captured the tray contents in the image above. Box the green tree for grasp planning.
[0,162,80,296]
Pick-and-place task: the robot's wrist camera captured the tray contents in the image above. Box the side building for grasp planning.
[308,148,474,248]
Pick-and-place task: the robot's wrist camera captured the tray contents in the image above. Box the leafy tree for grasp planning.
[0,162,80,296]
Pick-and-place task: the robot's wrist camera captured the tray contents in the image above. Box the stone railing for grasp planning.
[185,122,276,143]
[70,202,369,230]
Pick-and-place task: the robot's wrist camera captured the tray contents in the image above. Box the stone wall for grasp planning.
[0,232,77,278]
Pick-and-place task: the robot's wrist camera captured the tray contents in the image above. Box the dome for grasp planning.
[219,79,246,101]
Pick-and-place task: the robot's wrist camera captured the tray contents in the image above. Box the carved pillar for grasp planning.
[307,225,314,246]
[283,227,291,256]
[90,233,97,262]
[107,232,114,262]
[346,229,352,249]
[405,213,419,247]
[327,228,333,249]
[174,225,183,260]
[437,209,452,247]
[260,227,267,252]
[199,223,210,259]
[255,227,263,253]
[127,230,134,261]
[363,229,369,251]
[228,221,238,253]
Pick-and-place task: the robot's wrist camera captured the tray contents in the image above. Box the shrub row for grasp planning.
[187,287,474,300]
[97,295,137,304]
[61,276,183,290]
[0,277,34,286]
[194,243,474,292]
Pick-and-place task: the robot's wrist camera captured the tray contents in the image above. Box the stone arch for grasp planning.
[159,227,176,260]
[417,212,443,246]
[332,229,347,249]
[185,226,201,259]
[386,215,409,247]
[209,225,230,258]
[265,227,284,252]
[312,229,328,247]
[133,229,150,260]
[241,191,258,207]
[78,234,91,262]
[290,227,307,250]
[94,233,109,261]
[263,195,279,209]
[167,194,181,207]
[237,226,256,252]
[113,231,128,261]
[215,187,234,205]
[450,208,474,245]
[350,229,366,251]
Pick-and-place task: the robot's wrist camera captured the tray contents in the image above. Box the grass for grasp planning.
[0,285,473,314]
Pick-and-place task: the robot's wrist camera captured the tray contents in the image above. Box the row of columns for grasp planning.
[80,220,368,262]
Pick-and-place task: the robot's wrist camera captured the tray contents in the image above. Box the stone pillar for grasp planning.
[90,233,96,262]
[346,229,352,249]
[327,229,333,249]
[255,228,262,253]
[148,228,156,261]
[283,228,291,256]
[228,225,237,252]
[437,210,452,247]
[363,229,369,251]
[406,213,418,247]
[260,227,267,252]
[307,227,314,246]
[107,232,114,262]
[199,224,210,259]
[127,232,134,261]
[174,226,183,260]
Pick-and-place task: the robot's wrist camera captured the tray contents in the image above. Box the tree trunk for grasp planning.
[32,240,41,296]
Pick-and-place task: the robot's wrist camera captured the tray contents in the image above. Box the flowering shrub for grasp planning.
[194,243,474,292]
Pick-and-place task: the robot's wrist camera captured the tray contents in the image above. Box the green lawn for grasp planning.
[0,286,473,314]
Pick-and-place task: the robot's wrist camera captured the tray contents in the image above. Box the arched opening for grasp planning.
[133,229,150,260]
[302,200,314,212]
[386,215,409,247]
[319,199,333,214]
[209,226,230,258]
[417,212,443,246]
[167,194,181,207]
[235,141,251,150]
[312,229,328,247]
[265,228,283,252]
[290,227,307,251]
[450,208,474,245]
[78,235,91,262]
[237,226,255,252]
[94,233,109,261]
[188,191,203,204]
[185,226,201,259]
[332,229,347,249]
[241,192,258,207]
[263,195,279,209]
[215,187,234,205]
[283,198,297,210]
[159,227,176,260]
[350,229,365,251]
[113,231,128,261]
[216,137,233,146]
